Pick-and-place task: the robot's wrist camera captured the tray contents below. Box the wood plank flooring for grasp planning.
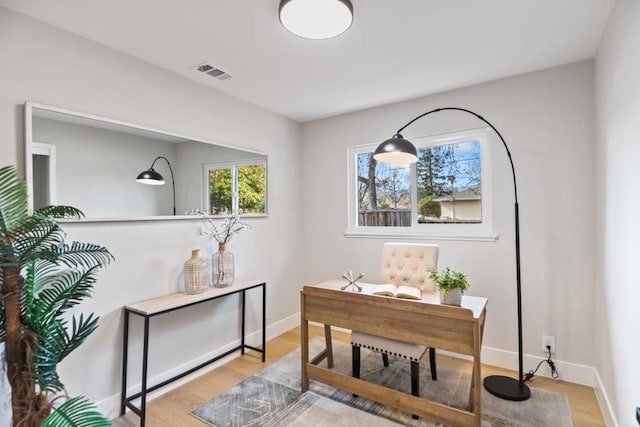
[113,325,605,427]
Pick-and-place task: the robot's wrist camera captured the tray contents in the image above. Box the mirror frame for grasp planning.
[24,102,268,222]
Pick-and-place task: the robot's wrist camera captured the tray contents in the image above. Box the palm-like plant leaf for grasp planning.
[35,205,84,220]
[41,396,111,427]
[0,165,28,239]
[11,215,66,262]
[33,314,99,392]
[34,267,100,323]
[56,242,114,269]
[34,314,98,367]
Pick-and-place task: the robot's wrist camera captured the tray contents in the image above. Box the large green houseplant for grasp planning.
[0,165,113,426]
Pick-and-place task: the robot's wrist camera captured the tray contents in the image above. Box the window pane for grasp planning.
[357,153,411,227]
[238,163,266,214]
[416,140,481,223]
[208,168,233,214]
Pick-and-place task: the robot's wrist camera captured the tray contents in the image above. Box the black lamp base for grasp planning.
[484,375,531,401]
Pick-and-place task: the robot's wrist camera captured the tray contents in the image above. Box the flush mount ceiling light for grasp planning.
[279,0,353,40]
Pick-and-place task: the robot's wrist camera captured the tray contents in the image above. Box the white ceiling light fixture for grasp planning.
[279,0,353,40]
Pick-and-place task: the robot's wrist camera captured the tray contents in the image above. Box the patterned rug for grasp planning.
[192,338,573,426]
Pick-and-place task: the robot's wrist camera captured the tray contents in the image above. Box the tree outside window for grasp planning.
[206,161,267,215]
[417,140,481,223]
[355,138,482,227]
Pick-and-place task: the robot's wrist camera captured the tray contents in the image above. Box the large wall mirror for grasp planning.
[25,102,268,221]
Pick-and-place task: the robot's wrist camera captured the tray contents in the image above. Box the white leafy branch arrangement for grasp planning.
[199,213,251,244]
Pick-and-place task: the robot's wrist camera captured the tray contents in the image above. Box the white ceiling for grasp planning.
[0,0,615,122]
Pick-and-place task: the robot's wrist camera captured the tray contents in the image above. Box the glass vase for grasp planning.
[212,243,234,287]
[184,249,209,294]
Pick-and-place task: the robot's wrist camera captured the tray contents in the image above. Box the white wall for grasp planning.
[302,61,596,378]
[0,8,302,417]
[594,0,640,425]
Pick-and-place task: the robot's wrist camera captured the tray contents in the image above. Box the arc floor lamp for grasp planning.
[136,156,176,216]
[375,107,530,401]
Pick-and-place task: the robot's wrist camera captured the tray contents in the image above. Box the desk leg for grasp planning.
[140,316,150,427]
[324,324,334,368]
[241,290,246,355]
[120,310,130,415]
[262,283,266,362]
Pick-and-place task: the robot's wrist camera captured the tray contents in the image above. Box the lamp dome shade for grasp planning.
[373,133,418,164]
[279,0,353,40]
[136,168,165,185]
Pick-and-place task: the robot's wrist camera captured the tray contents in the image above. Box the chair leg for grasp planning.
[429,347,437,380]
[352,345,360,398]
[382,353,389,367]
[411,360,420,419]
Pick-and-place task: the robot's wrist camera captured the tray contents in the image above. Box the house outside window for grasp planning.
[347,129,495,241]
[203,159,267,216]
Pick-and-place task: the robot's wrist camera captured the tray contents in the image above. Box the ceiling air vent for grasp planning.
[193,62,233,81]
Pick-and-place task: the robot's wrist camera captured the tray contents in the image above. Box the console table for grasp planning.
[120,278,266,427]
[301,280,487,427]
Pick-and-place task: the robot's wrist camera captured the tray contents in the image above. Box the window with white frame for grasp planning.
[203,159,267,216]
[347,129,495,240]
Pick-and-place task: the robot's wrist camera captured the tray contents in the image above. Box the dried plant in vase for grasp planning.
[200,214,250,287]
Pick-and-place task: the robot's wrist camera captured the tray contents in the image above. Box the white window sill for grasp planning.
[344,230,498,242]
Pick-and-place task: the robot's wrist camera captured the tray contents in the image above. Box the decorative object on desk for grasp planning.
[428,267,470,306]
[372,284,421,300]
[340,271,363,292]
[184,249,209,294]
[0,165,113,427]
[375,107,531,402]
[200,213,250,287]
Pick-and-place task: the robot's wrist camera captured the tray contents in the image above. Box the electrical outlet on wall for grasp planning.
[542,335,556,354]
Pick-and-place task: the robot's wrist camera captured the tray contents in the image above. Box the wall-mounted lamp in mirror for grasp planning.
[25,102,268,221]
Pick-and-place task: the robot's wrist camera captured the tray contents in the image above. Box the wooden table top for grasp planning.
[124,278,265,315]
[310,279,487,319]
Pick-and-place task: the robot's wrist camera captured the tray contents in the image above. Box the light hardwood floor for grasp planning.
[113,325,605,426]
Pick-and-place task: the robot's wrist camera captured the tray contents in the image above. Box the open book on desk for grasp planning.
[372,284,421,300]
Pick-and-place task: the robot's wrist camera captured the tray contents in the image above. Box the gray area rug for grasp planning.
[192,338,573,426]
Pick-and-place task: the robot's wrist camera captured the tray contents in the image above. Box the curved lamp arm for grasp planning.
[136,156,176,216]
[395,107,518,204]
[379,107,528,400]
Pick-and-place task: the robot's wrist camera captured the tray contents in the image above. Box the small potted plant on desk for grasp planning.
[428,267,470,306]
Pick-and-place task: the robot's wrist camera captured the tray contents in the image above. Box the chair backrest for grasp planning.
[381,243,439,292]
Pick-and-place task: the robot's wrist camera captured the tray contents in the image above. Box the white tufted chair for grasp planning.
[351,243,439,413]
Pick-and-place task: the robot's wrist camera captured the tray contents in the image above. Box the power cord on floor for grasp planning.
[523,345,559,382]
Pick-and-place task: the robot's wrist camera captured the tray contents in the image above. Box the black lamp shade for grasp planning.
[136,168,165,185]
[373,133,418,164]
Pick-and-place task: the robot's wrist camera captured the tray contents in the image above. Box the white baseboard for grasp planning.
[479,345,596,387]
[593,368,619,427]
[103,312,300,420]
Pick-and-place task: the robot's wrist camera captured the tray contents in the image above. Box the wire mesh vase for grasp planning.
[184,249,209,294]
[212,243,234,287]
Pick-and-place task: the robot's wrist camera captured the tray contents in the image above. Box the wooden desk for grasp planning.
[121,278,266,427]
[300,280,487,427]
